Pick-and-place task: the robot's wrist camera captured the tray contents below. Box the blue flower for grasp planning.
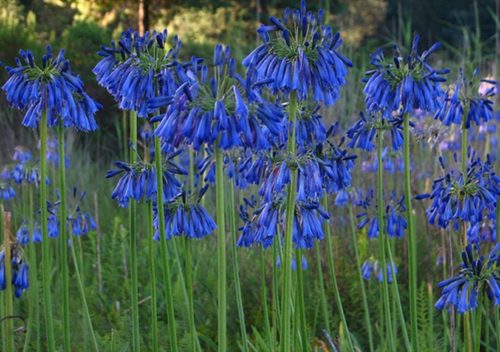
[435,69,496,128]
[0,183,15,200]
[417,155,499,230]
[347,111,405,151]
[362,258,398,283]
[237,198,329,249]
[94,29,182,117]
[153,186,216,240]
[16,223,30,245]
[435,244,500,313]
[3,46,100,131]
[153,46,258,151]
[364,35,448,114]
[243,0,352,104]
[0,247,29,298]
[106,153,186,207]
[13,263,29,298]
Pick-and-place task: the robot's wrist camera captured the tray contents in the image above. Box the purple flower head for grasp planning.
[3,46,100,131]
[435,69,496,128]
[243,0,352,105]
[364,35,448,115]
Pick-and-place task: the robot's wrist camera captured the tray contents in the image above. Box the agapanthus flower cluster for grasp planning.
[347,111,405,151]
[361,258,398,283]
[435,69,496,128]
[153,186,216,240]
[363,35,448,114]
[106,152,186,207]
[66,189,97,237]
[435,244,500,313]
[3,46,100,130]
[0,247,29,298]
[152,46,278,151]
[243,0,352,104]
[237,197,329,249]
[94,29,184,117]
[362,148,404,174]
[357,191,407,238]
[0,182,15,200]
[418,155,500,230]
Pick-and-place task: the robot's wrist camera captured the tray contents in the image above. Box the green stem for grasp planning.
[70,240,99,351]
[347,205,374,352]
[153,124,178,352]
[385,233,412,351]
[129,111,140,352]
[147,201,159,352]
[323,196,355,351]
[295,248,308,351]
[1,204,15,352]
[58,122,71,351]
[228,181,248,351]
[314,244,330,332]
[280,91,298,352]
[272,239,280,344]
[215,143,227,352]
[186,148,200,352]
[24,186,40,352]
[403,112,419,351]
[473,294,482,352]
[260,248,273,348]
[376,131,396,350]
[39,112,56,351]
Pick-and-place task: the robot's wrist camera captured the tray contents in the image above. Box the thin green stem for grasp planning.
[70,240,99,351]
[385,234,412,351]
[295,248,308,351]
[314,244,330,332]
[2,204,15,352]
[215,143,227,352]
[323,196,355,351]
[347,205,374,352]
[39,112,56,351]
[260,248,273,348]
[58,122,71,351]
[153,125,178,352]
[473,294,482,352]
[404,112,419,352]
[376,131,396,350]
[228,181,248,351]
[24,186,40,352]
[147,201,159,352]
[186,148,200,352]
[280,91,298,352]
[129,111,140,352]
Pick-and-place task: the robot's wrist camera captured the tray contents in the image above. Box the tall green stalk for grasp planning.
[323,196,355,351]
[1,204,15,352]
[58,122,71,351]
[260,248,273,348]
[295,248,308,351]
[314,244,330,333]
[39,112,56,351]
[347,205,374,352]
[376,131,396,350]
[24,186,40,352]
[280,91,298,352]
[215,143,227,352]
[186,148,199,352]
[403,112,419,351]
[153,124,178,352]
[228,181,249,351]
[147,201,159,352]
[129,111,140,352]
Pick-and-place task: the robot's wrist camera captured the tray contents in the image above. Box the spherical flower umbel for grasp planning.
[3,46,100,131]
[435,244,500,313]
[243,0,352,105]
[363,35,448,115]
[417,155,500,230]
[435,69,496,128]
